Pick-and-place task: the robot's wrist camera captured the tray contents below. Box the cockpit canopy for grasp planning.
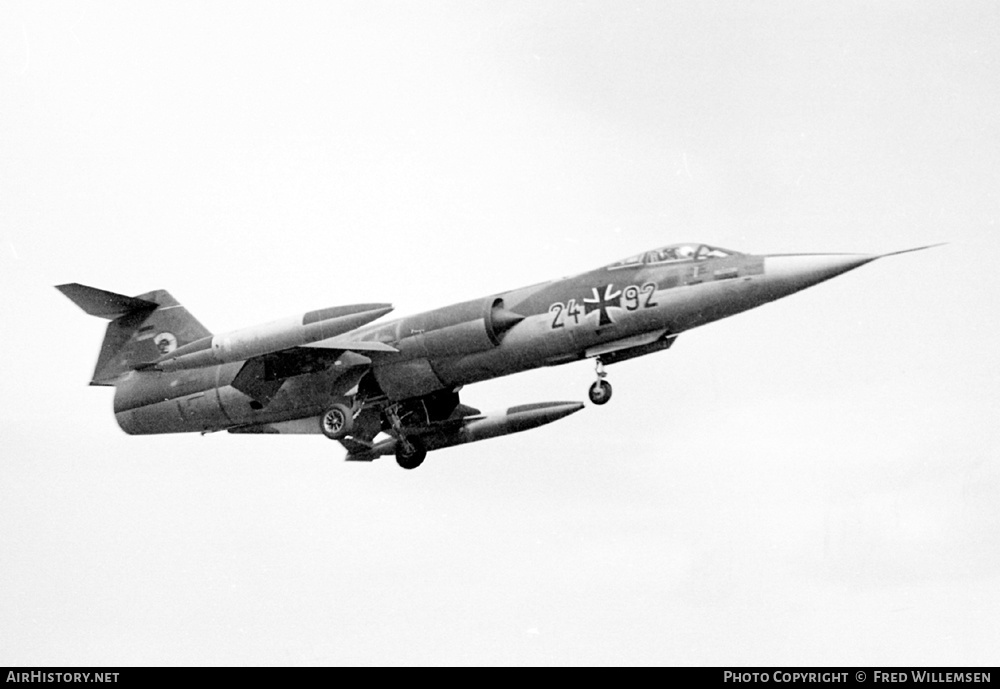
[607,243,742,269]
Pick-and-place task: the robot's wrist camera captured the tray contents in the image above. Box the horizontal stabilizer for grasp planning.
[56,283,157,319]
[57,283,212,385]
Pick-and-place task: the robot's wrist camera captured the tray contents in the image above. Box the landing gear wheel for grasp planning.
[395,437,427,470]
[589,380,612,405]
[319,403,354,439]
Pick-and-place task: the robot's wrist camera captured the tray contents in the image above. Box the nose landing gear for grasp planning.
[588,358,612,405]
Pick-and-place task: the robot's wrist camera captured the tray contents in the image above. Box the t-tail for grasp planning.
[56,284,211,386]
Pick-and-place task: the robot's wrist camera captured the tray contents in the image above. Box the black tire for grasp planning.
[395,437,427,470]
[319,403,354,439]
[588,380,612,405]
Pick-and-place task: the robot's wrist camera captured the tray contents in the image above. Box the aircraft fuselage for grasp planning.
[111,247,873,436]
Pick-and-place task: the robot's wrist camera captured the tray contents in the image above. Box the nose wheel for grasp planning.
[588,359,612,405]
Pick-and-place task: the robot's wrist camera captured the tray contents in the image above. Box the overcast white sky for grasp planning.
[1,1,998,666]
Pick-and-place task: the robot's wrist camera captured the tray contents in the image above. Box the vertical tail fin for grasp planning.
[56,284,212,385]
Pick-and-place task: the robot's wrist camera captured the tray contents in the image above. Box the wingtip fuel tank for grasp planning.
[154,303,393,371]
[343,400,585,462]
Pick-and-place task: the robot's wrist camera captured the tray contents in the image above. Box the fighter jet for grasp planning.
[58,242,939,469]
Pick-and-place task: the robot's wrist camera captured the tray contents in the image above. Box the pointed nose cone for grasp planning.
[762,253,878,300]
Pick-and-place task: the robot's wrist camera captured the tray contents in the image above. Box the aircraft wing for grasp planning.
[302,338,398,353]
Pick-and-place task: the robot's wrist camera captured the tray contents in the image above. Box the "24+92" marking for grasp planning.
[549,282,657,329]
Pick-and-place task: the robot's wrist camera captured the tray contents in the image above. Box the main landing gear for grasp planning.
[319,402,354,439]
[588,358,612,405]
[395,437,427,470]
[384,403,427,470]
